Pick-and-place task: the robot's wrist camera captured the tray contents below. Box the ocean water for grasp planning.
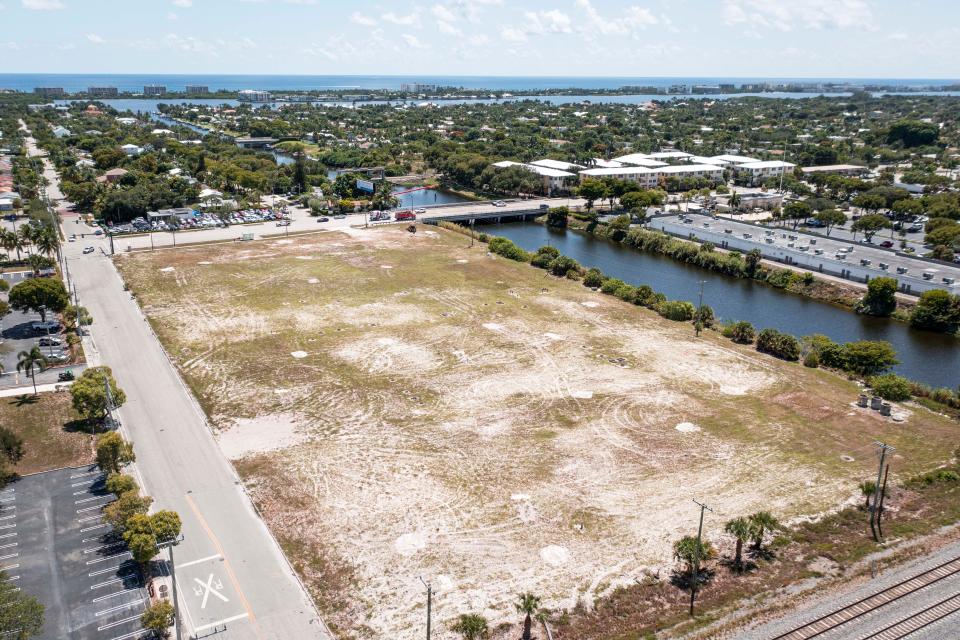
[6,73,958,93]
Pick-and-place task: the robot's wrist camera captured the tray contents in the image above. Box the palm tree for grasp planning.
[748,511,781,552]
[859,481,877,510]
[17,225,34,256]
[34,228,58,260]
[729,189,742,211]
[0,230,18,262]
[515,592,542,640]
[17,346,48,395]
[451,613,488,640]
[724,517,754,571]
[27,253,48,276]
[674,535,716,577]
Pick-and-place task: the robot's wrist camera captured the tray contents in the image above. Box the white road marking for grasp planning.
[74,489,108,496]
[175,554,221,569]
[96,599,144,617]
[77,504,106,513]
[84,543,123,554]
[192,613,249,632]
[89,564,130,577]
[0,564,19,571]
[97,614,142,631]
[90,574,136,589]
[81,524,109,532]
[82,535,106,543]
[93,588,141,603]
[0,543,17,550]
[76,495,113,504]
[87,551,131,565]
[70,471,103,479]
[0,553,18,561]
[109,630,148,640]
[0,515,16,521]
[0,532,17,539]
[78,515,102,523]
[4,575,18,582]
[0,524,16,531]
[193,573,229,609]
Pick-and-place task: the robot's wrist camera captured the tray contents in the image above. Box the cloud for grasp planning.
[575,0,658,36]
[437,20,462,36]
[350,11,375,26]
[86,33,106,44]
[431,4,457,22]
[382,11,419,26]
[721,0,874,32]
[22,0,64,9]
[171,0,191,7]
[401,33,428,49]
[502,9,572,42]
[1,41,19,50]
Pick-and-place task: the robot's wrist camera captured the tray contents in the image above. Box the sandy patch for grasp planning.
[544,332,565,341]
[581,301,599,307]
[334,336,441,374]
[540,545,570,566]
[675,422,701,433]
[307,278,319,284]
[482,322,504,331]
[217,414,306,459]
[380,265,393,269]
[198,261,213,265]
[394,532,426,556]
[290,351,308,359]
[570,390,594,399]
[159,267,175,273]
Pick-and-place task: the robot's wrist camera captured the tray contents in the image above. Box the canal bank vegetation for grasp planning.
[442,221,960,416]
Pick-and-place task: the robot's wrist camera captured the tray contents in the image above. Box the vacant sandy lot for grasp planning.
[116,227,960,639]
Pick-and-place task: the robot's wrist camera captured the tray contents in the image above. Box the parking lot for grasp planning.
[8,466,150,640]
[0,289,80,389]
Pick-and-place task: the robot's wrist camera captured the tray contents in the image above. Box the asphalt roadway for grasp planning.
[25,128,329,639]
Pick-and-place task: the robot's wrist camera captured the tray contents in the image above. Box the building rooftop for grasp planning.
[530,158,585,171]
[579,166,657,176]
[736,160,797,169]
[657,164,726,174]
[612,154,668,167]
[800,164,867,173]
[710,154,761,164]
[647,151,693,160]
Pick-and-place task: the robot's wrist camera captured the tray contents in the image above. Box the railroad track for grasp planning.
[771,556,960,640]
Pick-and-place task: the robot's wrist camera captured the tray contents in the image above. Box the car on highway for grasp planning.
[414,208,426,214]
[93,228,103,235]
[879,240,894,248]
[317,217,330,222]
[492,200,507,207]
[333,214,346,220]
[83,246,94,254]
[276,221,291,227]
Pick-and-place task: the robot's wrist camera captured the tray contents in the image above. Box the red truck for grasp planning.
[395,211,417,221]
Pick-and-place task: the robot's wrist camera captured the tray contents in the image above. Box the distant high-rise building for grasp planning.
[185,85,209,94]
[399,83,437,93]
[237,89,272,102]
[144,85,167,96]
[34,87,65,98]
[87,86,119,97]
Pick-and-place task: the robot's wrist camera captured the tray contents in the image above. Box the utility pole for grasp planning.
[870,442,894,541]
[690,499,713,616]
[695,280,707,337]
[419,577,432,640]
[876,463,891,540]
[470,218,475,248]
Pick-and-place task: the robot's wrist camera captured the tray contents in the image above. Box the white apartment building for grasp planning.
[734,160,796,185]
[238,89,272,102]
[529,159,585,172]
[578,166,660,188]
[491,160,576,194]
[657,164,726,182]
[612,153,668,168]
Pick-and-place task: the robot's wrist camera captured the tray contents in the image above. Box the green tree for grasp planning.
[451,613,489,640]
[859,481,876,510]
[95,432,135,474]
[546,207,568,228]
[102,491,152,533]
[747,511,781,551]
[886,119,939,147]
[515,592,542,640]
[16,346,47,396]
[909,289,959,333]
[727,321,756,344]
[0,571,44,639]
[126,532,158,566]
[814,208,847,236]
[149,511,182,544]
[673,535,716,576]
[8,278,69,321]
[105,473,139,497]
[843,341,899,377]
[63,305,93,332]
[140,600,174,637]
[724,517,755,571]
[858,277,898,317]
[870,373,912,402]
[851,213,891,242]
[33,228,58,260]
[745,249,762,277]
[578,179,607,211]
[70,366,127,422]
[783,201,812,229]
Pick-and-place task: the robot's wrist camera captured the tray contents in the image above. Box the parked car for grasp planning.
[276,221,290,227]
[317,217,330,223]
[58,370,75,382]
[879,240,894,248]
[38,337,63,347]
[83,246,95,254]
[395,211,417,221]
[414,208,426,214]
[31,321,61,333]
[333,214,346,220]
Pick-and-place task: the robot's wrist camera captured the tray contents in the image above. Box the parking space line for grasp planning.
[78,504,106,513]
[87,551,131,565]
[0,543,17,550]
[78,515,103,523]
[90,564,130,577]
[90,574,137,589]
[0,564,19,571]
[0,553,18,561]
[175,553,221,569]
[84,543,124,554]
[70,471,103,479]
[81,524,109,532]
[0,524,15,531]
[109,629,148,640]
[5,575,18,582]
[0,532,17,539]
[82,535,106,543]
[0,515,16,521]
[71,478,102,487]
[97,614,142,631]
[193,613,250,632]
[74,489,107,496]
[76,495,113,504]
[92,587,141,603]
[96,599,144,617]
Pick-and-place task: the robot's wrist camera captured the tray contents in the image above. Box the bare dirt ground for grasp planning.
[115,227,960,640]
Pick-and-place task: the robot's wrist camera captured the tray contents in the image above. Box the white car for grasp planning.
[414,208,426,214]
[83,246,95,254]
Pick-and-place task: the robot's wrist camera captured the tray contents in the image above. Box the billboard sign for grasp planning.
[356,179,375,193]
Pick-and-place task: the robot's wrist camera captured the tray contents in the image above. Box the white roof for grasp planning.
[590,158,625,169]
[530,159,585,171]
[657,164,725,174]
[199,188,223,198]
[491,161,573,178]
[613,154,668,167]
[492,160,519,168]
[647,151,693,160]
[688,155,724,165]
[736,160,796,170]
[151,128,174,135]
[121,143,141,149]
[709,154,760,164]
[800,164,866,173]
[579,166,657,177]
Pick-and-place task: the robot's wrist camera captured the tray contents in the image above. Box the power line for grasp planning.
[690,499,714,616]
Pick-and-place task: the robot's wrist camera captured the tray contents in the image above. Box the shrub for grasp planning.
[726,321,756,344]
[600,278,627,295]
[803,334,847,369]
[657,300,696,322]
[858,277,898,317]
[756,328,800,361]
[487,236,529,262]
[803,351,820,368]
[765,269,794,289]
[909,289,960,333]
[693,304,715,328]
[548,255,579,277]
[582,268,604,288]
[918,469,960,485]
[869,373,912,401]
[530,252,553,269]
[843,341,899,377]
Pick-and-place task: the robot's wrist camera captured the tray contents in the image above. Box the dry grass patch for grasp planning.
[116,227,960,639]
[0,391,94,475]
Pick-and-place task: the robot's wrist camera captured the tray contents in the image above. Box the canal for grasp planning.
[490,222,959,389]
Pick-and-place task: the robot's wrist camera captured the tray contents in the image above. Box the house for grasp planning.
[151,129,175,137]
[52,126,72,138]
[116,117,137,125]
[0,192,21,211]
[83,104,103,117]
[98,168,129,184]
[733,161,796,185]
[75,158,96,169]
[120,144,143,156]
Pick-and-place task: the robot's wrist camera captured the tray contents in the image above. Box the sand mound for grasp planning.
[291,351,308,359]
[675,422,701,433]
[540,545,570,566]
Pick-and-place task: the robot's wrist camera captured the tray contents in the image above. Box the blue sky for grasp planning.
[3,0,958,78]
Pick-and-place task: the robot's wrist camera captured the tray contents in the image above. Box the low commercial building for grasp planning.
[144,85,166,96]
[734,160,796,185]
[148,207,196,222]
[800,164,867,177]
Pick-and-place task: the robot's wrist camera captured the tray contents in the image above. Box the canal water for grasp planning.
[491,222,959,388]
[393,187,469,209]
